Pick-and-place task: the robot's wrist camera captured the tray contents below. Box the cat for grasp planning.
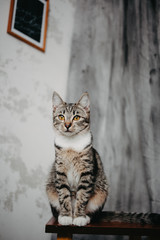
[46,91,108,226]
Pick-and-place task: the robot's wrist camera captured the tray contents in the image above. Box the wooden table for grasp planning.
[45,212,160,240]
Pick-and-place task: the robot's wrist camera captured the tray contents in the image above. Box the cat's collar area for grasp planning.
[54,131,92,152]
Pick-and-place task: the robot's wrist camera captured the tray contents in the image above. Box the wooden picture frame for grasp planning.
[7,0,49,52]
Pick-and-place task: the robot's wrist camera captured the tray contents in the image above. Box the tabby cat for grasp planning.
[46,91,108,226]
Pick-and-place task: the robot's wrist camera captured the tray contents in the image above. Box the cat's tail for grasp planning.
[101,211,160,225]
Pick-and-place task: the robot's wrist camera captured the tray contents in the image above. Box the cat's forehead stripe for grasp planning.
[66,107,79,115]
[65,104,76,113]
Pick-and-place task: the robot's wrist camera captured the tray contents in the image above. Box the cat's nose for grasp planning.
[65,122,72,129]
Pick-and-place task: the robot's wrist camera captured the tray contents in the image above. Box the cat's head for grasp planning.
[52,91,90,136]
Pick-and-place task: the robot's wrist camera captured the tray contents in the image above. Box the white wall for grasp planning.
[0,1,75,240]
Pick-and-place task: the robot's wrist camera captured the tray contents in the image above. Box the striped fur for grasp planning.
[99,211,160,225]
[46,92,108,226]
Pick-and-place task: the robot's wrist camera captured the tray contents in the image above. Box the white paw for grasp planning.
[58,215,72,225]
[73,216,90,226]
[86,215,91,224]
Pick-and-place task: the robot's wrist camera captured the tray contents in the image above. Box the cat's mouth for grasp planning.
[65,129,71,132]
[62,129,76,137]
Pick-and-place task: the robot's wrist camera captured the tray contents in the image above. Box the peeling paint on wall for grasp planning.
[0,132,47,212]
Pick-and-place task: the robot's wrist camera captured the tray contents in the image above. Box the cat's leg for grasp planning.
[73,173,94,226]
[55,173,73,225]
[86,189,107,217]
[73,193,91,227]
[57,187,73,225]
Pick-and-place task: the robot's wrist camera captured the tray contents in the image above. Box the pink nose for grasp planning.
[65,122,71,129]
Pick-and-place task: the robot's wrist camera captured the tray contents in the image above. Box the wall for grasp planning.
[0,1,75,240]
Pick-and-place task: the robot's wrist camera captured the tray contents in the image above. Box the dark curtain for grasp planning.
[67,0,160,218]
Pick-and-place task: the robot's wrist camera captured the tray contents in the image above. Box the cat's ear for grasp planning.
[52,91,64,111]
[78,92,90,111]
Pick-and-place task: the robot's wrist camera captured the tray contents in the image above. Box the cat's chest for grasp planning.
[67,163,80,189]
[56,150,85,189]
[65,151,82,189]
[55,131,91,152]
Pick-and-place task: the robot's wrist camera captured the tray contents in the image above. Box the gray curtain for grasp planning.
[67,0,160,218]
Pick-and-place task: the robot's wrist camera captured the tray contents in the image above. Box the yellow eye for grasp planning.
[58,115,65,121]
[73,115,80,121]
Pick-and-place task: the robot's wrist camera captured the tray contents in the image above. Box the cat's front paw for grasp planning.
[73,216,90,226]
[58,215,72,225]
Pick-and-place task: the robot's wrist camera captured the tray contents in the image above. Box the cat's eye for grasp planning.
[58,114,65,121]
[73,115,80,121]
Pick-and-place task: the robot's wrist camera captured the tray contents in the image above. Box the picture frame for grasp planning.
[7,0,49,52]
